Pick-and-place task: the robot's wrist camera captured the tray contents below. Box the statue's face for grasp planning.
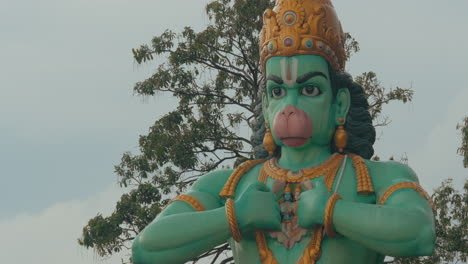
[264,55,345,150]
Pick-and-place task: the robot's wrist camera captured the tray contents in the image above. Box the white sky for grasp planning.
[0,0,466,263]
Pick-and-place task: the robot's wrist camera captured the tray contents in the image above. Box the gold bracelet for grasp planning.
[324,193,342,238]
[170,194,206,212]
[225,198,242,242]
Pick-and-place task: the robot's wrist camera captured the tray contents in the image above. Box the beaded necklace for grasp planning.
[259,153,344,190]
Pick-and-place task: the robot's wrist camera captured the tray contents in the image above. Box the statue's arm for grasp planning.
[132,169,233,264]
[332,162,436,257]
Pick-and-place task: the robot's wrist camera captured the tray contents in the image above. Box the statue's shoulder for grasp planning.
[218,159,268,198]
[191,169,234,199]
[363,159,419,194]
[191,159,267,200]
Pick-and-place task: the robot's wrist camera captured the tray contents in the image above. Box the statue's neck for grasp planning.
[278,144,332,170]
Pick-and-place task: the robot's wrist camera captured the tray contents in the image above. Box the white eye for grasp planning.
[271,87,287,99]
[301,85,321,97]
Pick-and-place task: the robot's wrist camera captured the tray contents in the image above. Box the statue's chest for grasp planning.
[263,172,375,248]
[234,158,377,264]
[236,227,379,264]
[262,232,378,264]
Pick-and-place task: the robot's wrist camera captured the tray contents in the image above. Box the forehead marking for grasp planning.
[280,57,298,88]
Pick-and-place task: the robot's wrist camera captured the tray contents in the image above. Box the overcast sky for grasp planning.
[0,0,466,263]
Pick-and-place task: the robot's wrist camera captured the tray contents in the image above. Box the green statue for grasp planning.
[132,0,436,263]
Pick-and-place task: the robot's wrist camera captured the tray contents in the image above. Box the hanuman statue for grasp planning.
[132,0,436,263]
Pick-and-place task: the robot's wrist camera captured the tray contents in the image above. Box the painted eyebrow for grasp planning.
[266,74,284,85]
[296,72,328,84]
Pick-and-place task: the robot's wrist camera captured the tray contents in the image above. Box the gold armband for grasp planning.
[170,194,206,212]
[225,198,242,242]
[378,182,435,213]
[324,193,342,238]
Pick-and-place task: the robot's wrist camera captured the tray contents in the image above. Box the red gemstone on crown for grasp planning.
[284,37,294,47]
[285,14,295,25]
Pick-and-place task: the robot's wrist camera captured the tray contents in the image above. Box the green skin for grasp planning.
[132,55,436,264]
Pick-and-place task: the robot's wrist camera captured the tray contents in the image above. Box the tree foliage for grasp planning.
[80,1,274,262]
[78,0,420,263]
[457,117,468,168]
[355,72,413,128]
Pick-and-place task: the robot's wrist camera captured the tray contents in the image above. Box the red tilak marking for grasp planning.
[287,60,292,81]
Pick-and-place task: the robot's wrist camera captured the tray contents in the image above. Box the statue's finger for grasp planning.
[301,180,313,190]
[315,179,327,190]
[272,180,286,193]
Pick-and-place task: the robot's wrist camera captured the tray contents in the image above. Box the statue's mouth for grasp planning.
[280,137,309,147]
[273,105,313,148]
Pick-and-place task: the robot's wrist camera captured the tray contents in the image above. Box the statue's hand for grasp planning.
[297,180,331,229]
[235,182,281,233]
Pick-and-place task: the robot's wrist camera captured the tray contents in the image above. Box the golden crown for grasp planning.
[260,0,346,72]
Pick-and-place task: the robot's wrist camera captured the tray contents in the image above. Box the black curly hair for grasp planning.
[251,67,376,160]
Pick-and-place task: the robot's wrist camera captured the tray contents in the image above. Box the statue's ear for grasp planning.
[334,88,351,125]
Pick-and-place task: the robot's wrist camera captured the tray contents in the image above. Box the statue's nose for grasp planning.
[281,105,297,118]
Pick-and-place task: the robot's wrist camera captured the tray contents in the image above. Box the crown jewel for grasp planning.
[260,0,346,72]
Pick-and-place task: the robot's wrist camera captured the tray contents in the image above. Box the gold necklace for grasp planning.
[256,153,345,264]
[259,153,344,191]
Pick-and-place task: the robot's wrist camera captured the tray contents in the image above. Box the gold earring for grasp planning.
[334,117,348,153]
[263,121,276,156]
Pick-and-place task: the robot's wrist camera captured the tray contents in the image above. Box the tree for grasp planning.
[386,179,468,264]
[78,0,414,263]
[457,117,468,168]
[355,72,413,128]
